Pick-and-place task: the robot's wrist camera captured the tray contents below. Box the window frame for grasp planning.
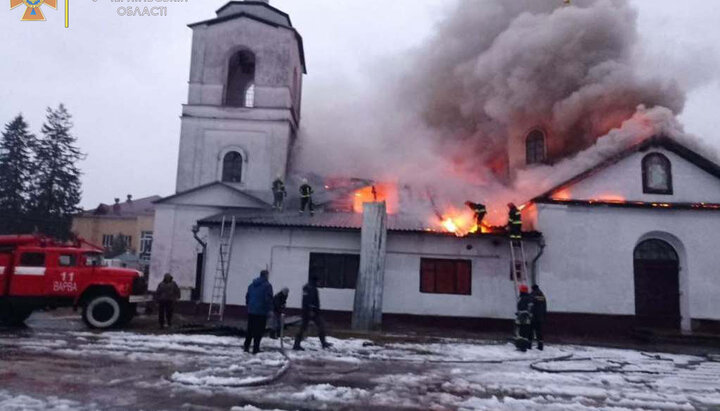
[308,252,360,290]
[419,258,472,296]
[19,252,46,267]
[221,151,244,183]
[58,254,77,267]
[525,129,547,165]
[642,152,673,195]
[139,231,153,261]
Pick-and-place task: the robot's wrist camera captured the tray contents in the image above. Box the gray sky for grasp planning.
[1,0,718,208]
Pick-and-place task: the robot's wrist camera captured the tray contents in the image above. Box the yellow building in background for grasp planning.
[72,195,161,265]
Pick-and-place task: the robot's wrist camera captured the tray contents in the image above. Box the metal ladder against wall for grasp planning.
[509,239,528,299]
[207,216,236,322]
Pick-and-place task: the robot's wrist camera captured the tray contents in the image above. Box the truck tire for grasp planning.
[82,295,122,329]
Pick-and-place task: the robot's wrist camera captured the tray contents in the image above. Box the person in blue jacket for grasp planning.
[244,270,273,354]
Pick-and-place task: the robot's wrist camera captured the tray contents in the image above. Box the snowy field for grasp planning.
[1,328,720,410]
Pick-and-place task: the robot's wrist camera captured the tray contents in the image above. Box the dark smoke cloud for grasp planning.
[402,0,685,174]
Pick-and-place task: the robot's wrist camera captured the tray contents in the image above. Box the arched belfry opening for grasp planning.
[225,49,256,107]
[633,238,680,329]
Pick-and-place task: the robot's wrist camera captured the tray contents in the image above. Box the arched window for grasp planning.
[526,129,546,165]
[221,151,243,183]
[225,50,256,107]
[634,239,678,261]
[642,153,672,194]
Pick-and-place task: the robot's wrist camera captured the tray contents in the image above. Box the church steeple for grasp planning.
[175,1,305,193]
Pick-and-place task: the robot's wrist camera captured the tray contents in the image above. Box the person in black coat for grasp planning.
[530,284,547,350]
[515,284,534,352]
[155,273,181,329]
[270,287,289,339]
[293,275,331,350]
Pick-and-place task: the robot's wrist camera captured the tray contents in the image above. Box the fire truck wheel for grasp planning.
[82,295,122,329]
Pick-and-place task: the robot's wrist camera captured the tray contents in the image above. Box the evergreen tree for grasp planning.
[0,115,35,234]
[30,104,85,239]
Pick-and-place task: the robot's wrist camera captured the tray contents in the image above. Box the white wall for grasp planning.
[149,203,222,290]
[205,226,533,320]
[536,203,720,327]
[556,148,720,204]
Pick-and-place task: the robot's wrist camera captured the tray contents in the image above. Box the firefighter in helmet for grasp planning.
[299,178,314,216]
[272,174,287,210]
[465,201,487,227]
[515,284,534,352]
[507,203,522,242]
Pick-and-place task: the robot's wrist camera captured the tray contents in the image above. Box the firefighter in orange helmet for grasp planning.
[515,284,534,352]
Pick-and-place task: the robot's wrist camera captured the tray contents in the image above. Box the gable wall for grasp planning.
[553,148,720,204]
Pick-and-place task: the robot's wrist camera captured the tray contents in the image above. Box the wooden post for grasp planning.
[352,201,388,331]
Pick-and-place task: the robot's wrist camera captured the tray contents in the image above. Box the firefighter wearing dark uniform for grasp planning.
[272,177,287,210]
[530,284,547,350]
[293,275,331,350]
[465,201,487,226]
[299,178,314,216]
[507,203,522,242]
[515,284,534,352]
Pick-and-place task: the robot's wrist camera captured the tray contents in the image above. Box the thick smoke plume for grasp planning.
[295,0,702,225]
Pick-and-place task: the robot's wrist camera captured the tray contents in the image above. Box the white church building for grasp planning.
[151,1,720,334]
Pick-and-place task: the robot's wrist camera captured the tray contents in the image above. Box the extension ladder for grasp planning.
[207,216,236,322]
[509,239,528,299]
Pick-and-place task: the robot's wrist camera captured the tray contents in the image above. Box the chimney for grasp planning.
[352,201,388,331]
[113,198,121,215]
[126,194,133,204]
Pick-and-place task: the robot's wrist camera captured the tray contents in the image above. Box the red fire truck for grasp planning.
[0,235,148,329]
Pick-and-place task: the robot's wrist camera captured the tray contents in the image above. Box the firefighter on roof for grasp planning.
[507,203,522,242]
[515,284,534,352]
[299,178,314,216]
[465,201,487,227]
[272,175,286,210]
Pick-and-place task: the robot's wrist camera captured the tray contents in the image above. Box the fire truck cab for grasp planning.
[0,235,148,329]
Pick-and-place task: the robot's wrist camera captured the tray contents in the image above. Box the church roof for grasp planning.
[197,209,540,238]
[188,1,307,73]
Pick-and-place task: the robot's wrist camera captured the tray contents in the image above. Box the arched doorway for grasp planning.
[633,239,680,329]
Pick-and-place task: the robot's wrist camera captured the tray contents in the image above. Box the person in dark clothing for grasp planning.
[465,201,487,226]
[244,270,273,354]
[507,203,522,243]
[299,178,314,216]
[530,284,547,350]
[155,273,181,328]
[515,284,534,352]
[293,275,331,350]
[272,176,287,210]
[270,287,289,339]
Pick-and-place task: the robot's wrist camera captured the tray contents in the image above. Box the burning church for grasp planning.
[150,0,720,334]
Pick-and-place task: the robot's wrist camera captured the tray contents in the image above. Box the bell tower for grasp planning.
[175,0,306,193]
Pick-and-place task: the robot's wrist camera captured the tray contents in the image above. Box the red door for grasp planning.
[46,252,80,297]
[633,239,680,329]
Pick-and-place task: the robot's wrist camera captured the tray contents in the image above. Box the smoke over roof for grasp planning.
[293,0,710,223]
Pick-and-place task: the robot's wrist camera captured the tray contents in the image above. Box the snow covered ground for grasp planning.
[1,328,719,410]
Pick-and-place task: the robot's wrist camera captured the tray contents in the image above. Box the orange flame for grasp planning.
[435,207,490,237]
[352,183,398,214]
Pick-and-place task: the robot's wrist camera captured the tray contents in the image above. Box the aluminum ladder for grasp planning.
[509,239,528,299]
[207,216,236,322]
